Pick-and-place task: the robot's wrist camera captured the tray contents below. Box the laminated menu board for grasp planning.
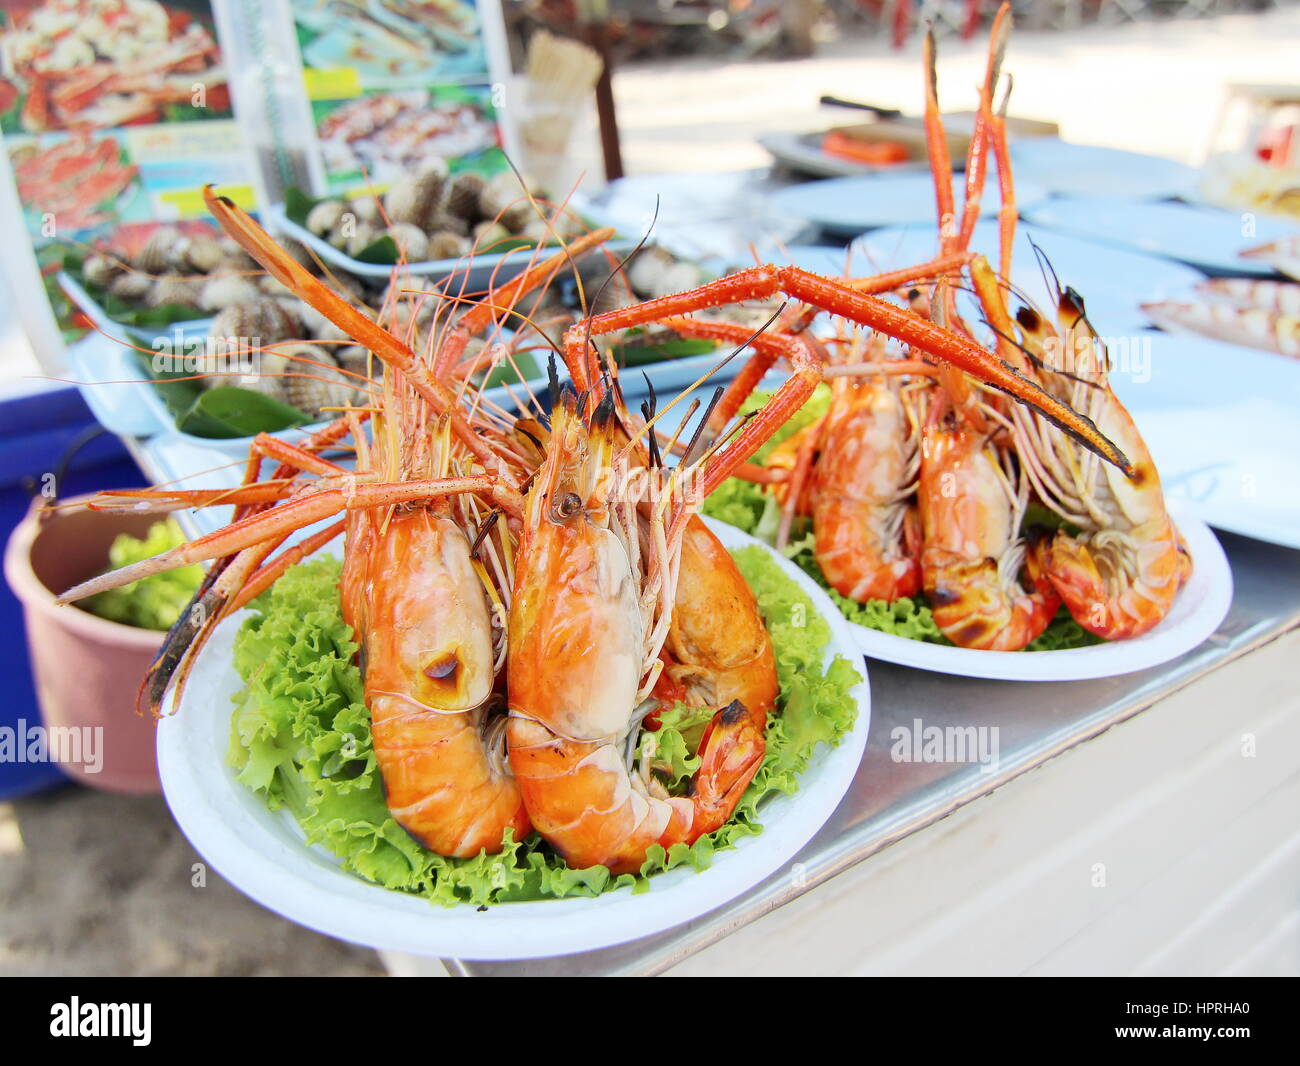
[0,0,261,340]
[0,0,515,361]
[290,0,514,195]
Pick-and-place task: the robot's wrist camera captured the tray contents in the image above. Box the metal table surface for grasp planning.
[443,530,1300,976]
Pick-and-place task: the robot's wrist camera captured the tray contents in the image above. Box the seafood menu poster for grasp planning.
[0,0,259,340]
[291,0,513,195]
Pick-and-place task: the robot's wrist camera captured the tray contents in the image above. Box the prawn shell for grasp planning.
[364,512,528,857]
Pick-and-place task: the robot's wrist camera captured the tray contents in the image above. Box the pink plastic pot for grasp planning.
[4,496,166,793]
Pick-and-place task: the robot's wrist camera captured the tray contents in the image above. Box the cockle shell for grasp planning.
[519,218,552,243]
[649,261,704,300]
[82,254,121,288]
[383,165,447,231]
[334,345,374,378]
[385,222,429,263]
[210,298,301,348]
[625,245,682,298]
[306,199,347,236]
[478,171,535,233]
[146,278,201,309]
[380,271,424,307]
[198,274,262,311]
[351,196,383,226]
[182,235,225,274]
[279,348,363,418]
[216,238,258,270]
[278,237,317,271]
[296,302,351,344]
[258,274,294,299]
[107,272,153,301]
[229,351,292,398]
[472,221,512,250]
[590,274,635,317]
[275,296,308,323]
[135,227,183,275]
[385,297,434,342]
[428,211,469,238]
[442,172,486,223]
[523,211,583,242]
[427,232,470,260]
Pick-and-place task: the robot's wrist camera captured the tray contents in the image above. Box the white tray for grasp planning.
[266,202,637,288]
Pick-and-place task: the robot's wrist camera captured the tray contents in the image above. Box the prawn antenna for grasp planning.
[1028,238,1064,302]
[681,385,726,466]
[700,299,790,384]
[640,373,663,468]
[982,318,1097,390]
[547,353,562,410]
[582,196,660,356]
[470,509,501,555]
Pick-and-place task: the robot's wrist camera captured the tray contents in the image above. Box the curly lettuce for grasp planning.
[80,519,204,631]
[227,550,861,906]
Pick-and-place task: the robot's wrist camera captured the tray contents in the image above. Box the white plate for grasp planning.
[1113,331,1300,550]
[1009,141,1199,201]
[767,172,1048,236]
[155,519,871,960]
[850,220,1203,335]
[1022,198,1297,275]
[845,504,1231,681]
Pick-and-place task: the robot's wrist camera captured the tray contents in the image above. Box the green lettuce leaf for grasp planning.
[80,519,204,631]
[228,549,862,906]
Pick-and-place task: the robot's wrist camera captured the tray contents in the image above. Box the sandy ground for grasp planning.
[609,7,1300,175]
[3,8,1298,978]
[0,787,382,977]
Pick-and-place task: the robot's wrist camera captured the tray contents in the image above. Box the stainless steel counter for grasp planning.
[443,530,1300,976]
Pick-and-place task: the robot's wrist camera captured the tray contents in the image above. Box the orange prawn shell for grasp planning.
[918,422,1059,650]
[1033,397,1191,640]
[505,403,768,875]
[506,496,681,875]
[362,509,529,857]
[506,510,645,742]
[666,518,777,729]
[812,381,923,603]
[1015,302,1193,639]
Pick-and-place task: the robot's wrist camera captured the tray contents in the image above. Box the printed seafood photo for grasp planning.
[312,84,503,189]
[8,129,142,232]
[0,0,232,133]
[293,0,487,85]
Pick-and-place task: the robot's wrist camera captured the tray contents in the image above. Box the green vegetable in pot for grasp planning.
[81,520,204,631]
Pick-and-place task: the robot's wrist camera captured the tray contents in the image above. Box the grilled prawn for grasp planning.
[506,396,767,874]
